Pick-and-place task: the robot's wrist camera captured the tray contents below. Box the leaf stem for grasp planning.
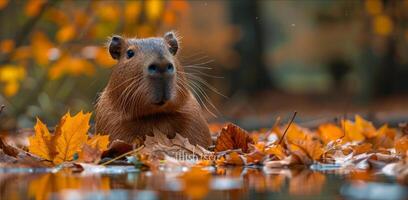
[278,111,298,145]
[100,145,144,166]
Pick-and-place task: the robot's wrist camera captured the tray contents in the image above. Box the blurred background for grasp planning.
[1,0,408,131]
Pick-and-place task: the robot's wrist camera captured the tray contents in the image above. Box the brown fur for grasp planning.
[95,33,212,147]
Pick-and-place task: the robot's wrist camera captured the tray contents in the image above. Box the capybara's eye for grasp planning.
[126,49,135,58]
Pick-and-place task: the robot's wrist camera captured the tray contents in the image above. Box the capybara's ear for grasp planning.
[164,31,179,55]
[109,35,125,60]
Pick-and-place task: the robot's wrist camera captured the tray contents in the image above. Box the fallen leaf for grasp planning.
[353,143,373,155]
[355,115,377,138]
[0,136,19,157]
[28,118,53,161]
[78,144,102,164]
[214,123,254,153]
[101,140,133,159]
[342,119,365,142]
[395,136,408,156]
[318,123,344,144]
[265,144,287,160]
[86,134,109,152]
[53,111,91,164]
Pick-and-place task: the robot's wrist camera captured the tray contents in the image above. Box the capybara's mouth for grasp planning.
[153,100,166,106]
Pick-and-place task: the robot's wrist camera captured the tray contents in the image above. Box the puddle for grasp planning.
[1,166,407,200]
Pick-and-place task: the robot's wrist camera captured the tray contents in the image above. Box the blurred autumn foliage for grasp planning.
[1,0,408,131]
[0,0,190,129]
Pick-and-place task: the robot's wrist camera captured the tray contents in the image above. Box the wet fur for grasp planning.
[95,34,212,147]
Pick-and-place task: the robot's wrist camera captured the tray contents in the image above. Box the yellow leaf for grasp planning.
[56,25,76,43]
[28,118,53,160]
[53,111,91,164]
[86,134,109,151]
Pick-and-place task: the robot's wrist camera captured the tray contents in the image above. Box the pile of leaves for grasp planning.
[0,111,408,183]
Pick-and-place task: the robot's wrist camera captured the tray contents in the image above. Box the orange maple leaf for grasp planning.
[28,111,104,165]
[318,123,344,144]
[53,111,91,164]
[28,118,53,161]
[355,115,377,138]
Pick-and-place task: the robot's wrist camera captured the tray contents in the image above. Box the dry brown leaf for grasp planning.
[78,144,102,164]
[0,136,19,157]
[214,123,254,153]
[101,140,134,158]
[141,130,211,159]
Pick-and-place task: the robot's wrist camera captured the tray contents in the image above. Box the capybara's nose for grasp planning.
[147,62,175,77]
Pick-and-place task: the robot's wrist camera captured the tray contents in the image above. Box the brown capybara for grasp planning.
[95,32,212,147]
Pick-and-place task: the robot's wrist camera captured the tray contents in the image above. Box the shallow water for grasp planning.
[1,165,407,200]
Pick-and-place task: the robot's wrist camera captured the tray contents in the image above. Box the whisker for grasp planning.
[108,76,140,93]
[184,65,213,70]
[186,59,215,67]
[179,70,224,79]
[189,81,220,116]
[186,74,227,98]
[188,83,217,117]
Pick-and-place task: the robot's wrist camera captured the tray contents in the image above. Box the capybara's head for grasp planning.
[106,32,189,117]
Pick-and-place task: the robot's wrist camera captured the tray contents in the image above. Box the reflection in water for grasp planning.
[0,166,404,200]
